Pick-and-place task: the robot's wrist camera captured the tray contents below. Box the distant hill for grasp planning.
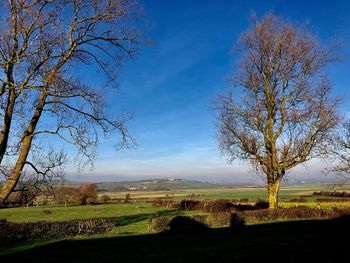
[93,178,219,192]
[56,177,346,193]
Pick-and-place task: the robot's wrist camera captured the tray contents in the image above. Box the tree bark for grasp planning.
[267,180,281,209]
[0,86,16,164]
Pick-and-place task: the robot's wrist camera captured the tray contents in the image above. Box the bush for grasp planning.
[77,184,98,205]
[100,195,111,203]
[149,215,209,233]
[148,214,233,233]
[168,216,208,232]
[177,199,269,213]
[148,208,350,233]
[313,191,350,198]
[254,200,270,209]
[148,216,173,232]
[235,207,350,224]
[230,213,245,227]
[206,212,232,227]
[124,193,133,203]
[179,200,203,210]
[203,200,236,213]
[0,218,114,245]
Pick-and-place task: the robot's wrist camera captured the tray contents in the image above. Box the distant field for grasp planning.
[102,184,350,201]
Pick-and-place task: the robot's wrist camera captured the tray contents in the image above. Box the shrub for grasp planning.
[77,184,98,205]
[177,199,268,213]
[100,195,111,203]
[206,212,232,227]
[203,200,236,213]
[149,215,209,233]
[313,191,350,198]
[190,215,209,225]
[235,207,350,224]
[125,193,131,203]
[179,200,203,210]
[168,216,208,232]
[254,200,270,209]
[0,218,114,245]
[230,213,245,227]
[148,216,173,232]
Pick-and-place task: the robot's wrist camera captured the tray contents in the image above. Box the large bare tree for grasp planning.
[0,0,145,205]
[215,14,340,208]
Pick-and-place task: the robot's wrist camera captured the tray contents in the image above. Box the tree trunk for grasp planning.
[0,91,47,206]
[267,180,281,209]
[0,135,34,206]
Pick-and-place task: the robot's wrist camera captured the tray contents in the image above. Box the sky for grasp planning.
[69,0,350,183]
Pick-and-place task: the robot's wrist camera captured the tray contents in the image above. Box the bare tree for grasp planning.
[0,0,146,206]
[215,14,340,208]
[77,183,98,205]
[54,186,79,206]
[328,120,350,181]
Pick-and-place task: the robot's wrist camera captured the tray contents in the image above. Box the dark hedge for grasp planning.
[0,218,114,245]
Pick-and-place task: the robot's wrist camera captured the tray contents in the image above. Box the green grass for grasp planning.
[1,184,350,257]
[2,217,350,262]
[0,203,168,223]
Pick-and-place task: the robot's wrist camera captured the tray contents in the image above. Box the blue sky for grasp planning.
[70,0,350,183]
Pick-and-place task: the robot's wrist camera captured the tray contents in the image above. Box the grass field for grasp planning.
[1,184,350,259]
[104,183,350,202]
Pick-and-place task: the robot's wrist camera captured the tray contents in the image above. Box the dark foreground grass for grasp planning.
[1,215,349,263]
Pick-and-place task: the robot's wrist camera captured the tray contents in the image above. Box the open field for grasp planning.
[1,184,350,259]
[102,183,350,201]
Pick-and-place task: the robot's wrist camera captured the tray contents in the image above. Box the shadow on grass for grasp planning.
[111,209,180,226]
[2,215,350,262]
